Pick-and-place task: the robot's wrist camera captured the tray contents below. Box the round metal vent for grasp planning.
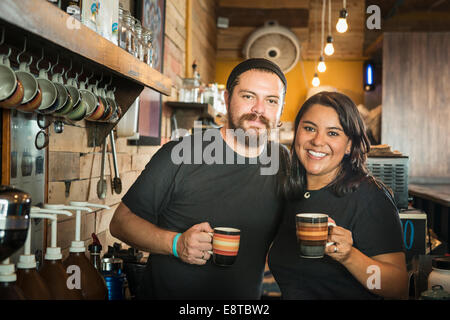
[243,21,301,73]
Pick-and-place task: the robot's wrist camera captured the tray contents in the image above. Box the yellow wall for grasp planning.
[216,59,364,122]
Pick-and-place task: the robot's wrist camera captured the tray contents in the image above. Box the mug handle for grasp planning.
[207,231,214,254]
[326,222,336,247]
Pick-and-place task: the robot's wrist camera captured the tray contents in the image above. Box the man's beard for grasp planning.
[227,112,273,147]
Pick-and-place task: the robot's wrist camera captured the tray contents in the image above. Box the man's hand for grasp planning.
[176,222,214,265]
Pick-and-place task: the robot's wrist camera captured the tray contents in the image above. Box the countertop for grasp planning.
[409,184,450,208]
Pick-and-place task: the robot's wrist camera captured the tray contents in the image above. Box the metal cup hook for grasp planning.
[16,37,32,66]
[36,48,51,72]
[95,72,104,86]
[86,71,94,84]
[78,64,84,80]
[0,27,11,63]
[104,75,113,90]
[0,27,5,46]
[51,53,60,74]
[64,59,73,80]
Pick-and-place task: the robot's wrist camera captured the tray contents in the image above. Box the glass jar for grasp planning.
[125,14,135,55]
[143,30,154,67]
[118,7,128,50]
[134,21,144,61]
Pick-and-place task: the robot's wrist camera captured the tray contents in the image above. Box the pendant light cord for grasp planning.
[328,0,332,36]
[321,0,326,53]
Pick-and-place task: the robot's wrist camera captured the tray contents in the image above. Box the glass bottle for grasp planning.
[118,7,128,50]
[125,14,135,55]
[143,30,154,67]
[47,0,60,8]
[88,243,102,271]
[62,0,81,21]
[134,21,144,61]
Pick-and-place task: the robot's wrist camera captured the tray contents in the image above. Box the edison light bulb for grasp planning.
[318,56,326,73]
[336,9,348,33]
[312,73,320,87]
[324,36,334,56]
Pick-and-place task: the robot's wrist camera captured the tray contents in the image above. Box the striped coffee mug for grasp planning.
[211,227,240,267]
[296,213,336,258]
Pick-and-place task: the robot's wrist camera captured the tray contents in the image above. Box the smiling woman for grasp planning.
[295,105,352,190]
[285,91,371,198]
[268,91,408,300]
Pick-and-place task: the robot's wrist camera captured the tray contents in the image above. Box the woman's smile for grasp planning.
[306,149,328,159]
[295,104,352,189]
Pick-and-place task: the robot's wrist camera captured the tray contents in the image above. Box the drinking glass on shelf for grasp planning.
[118,7,128,50]
[143,29,154,67]
[134,21,144,62]
[125,13,135,55]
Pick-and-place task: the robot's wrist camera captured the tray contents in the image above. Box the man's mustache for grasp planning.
[238,113,271,129]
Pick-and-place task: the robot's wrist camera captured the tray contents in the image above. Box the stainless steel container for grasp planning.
[0,185,31,261]
[101,258,123,273]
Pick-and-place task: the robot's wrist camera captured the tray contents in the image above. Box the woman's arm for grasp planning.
[326,226,408,299]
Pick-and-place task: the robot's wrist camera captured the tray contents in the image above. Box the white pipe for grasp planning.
[69,201,111,210]
[68,202,110,242]
[24,220,32,256]
[30,213,58,247]
[30,209,72,247]
[44,204,92,242]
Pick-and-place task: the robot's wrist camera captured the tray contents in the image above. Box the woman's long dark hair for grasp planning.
[284,91,372,199]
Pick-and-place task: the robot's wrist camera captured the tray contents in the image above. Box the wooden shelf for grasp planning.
[166,101,216,118]
[0,0,172,146]
[0,0,171,95]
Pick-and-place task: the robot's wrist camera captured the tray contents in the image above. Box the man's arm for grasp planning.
[110,202,213,264]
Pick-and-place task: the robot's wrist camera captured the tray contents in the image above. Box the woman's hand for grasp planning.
[325,224,354,264]
[176,222,214,265]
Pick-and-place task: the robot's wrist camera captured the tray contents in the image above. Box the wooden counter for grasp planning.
[409,183,450,251]
[409,184,450,208]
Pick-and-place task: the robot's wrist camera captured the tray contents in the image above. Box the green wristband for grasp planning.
[172,233,182,258]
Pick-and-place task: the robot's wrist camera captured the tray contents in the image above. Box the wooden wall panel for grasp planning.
[43,0,190,257]
[187,0,217,83]
[218,0,310,9]
[382,32,450,179]
[302,0,365,60]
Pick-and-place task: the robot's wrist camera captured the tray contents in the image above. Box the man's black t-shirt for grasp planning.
[268,178,405,300]
[122,129,284,299]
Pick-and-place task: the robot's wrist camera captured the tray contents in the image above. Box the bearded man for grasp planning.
[110,58,288,299]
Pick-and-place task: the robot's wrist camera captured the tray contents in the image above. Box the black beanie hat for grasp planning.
[226,58,287,93]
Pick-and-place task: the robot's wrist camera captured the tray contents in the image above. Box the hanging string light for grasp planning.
[324,0,334,56]
[336,0,349,33]
[318,56,326,73]
[312,71,320,87]
[318,0,326,72]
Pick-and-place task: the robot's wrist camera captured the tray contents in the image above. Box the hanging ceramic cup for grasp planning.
[52,73,73,116]
[36,62,58,114]
[79,79,98,119]
[106,87,119,123]
[0,54,24,109]
[85,81,104,121]
[65,75,87,121]
[51,72,69,113]
[98,86,113,121]
[15,60,42,113]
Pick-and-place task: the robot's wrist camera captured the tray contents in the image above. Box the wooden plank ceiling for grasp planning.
[363,0,450,56]
[216,0,366,61]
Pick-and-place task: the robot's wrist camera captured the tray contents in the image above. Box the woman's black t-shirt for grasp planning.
[268,178,405,300]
